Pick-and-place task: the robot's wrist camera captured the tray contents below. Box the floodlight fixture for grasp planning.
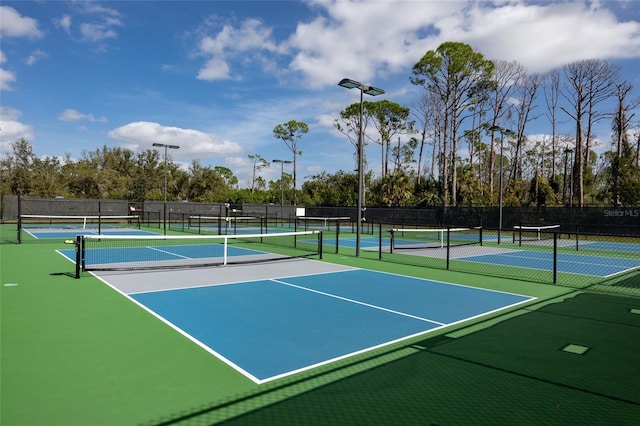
[338,78,385,256]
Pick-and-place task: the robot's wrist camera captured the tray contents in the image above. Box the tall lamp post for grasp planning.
[272,159,292,225]
[489,126,513,244]
[153,143,180,234]
[338,78,384,256]
[564,148,574,234]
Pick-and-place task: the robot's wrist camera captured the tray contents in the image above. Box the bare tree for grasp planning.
[543,69,562,181]
[511,72,543,181]
[561,59,619,206]
[248,154,269,193]
[487,60,525,194]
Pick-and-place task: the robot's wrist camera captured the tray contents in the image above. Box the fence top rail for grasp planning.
[513,225,560,231]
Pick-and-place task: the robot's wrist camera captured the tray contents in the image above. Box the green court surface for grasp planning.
[2,224,640,425]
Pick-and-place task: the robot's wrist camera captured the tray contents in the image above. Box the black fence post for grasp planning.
[446,226,451,270]
[553,231,558,284]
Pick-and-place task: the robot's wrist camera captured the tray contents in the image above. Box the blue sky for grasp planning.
[1,0,640,188]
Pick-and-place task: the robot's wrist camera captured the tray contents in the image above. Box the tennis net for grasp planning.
[389,227,483,252]
[74,230,322,277]
[178,215,264,235]
[18,214,141,242]
[512,225,560,245]
[296,216,352,231]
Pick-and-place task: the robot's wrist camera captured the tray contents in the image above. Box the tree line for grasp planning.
[2,42,639,208]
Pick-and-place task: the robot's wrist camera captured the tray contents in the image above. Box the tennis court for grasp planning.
[59,244,533,383]
[382,226,639,279]
[456,248,640,278]
[18,214,153,240]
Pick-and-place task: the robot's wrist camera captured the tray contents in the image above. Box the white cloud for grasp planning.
[0,107,35,150]
[58,109,108,123]
[0,67,16,91]
[189,1,640,88]
[59,3,122,43]
[54,14,72,34]
[197,57,232,80]
[196,18,280,81]
[283,1,640,87]
[79,21,119,42]
[108,122,243,158]
[460,2,640,72]
[0,6,43,39]
[26,49,48,66]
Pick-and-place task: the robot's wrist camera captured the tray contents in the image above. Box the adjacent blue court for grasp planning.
[458,250,639,277]
[578,240,640,253]
[333,236,381,249]
[128,269,533,383]
[26,227,157,240]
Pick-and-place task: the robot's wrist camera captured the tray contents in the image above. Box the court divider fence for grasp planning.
[373,223,639,296]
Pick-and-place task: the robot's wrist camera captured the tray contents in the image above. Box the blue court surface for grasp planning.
[128,269,532,383]
[333,236,381,249]
[458,250,639,277]
[578,240,640,253]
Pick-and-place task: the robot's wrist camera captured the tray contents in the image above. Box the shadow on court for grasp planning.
[152,292,640,425]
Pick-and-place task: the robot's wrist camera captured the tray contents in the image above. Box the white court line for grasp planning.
[271,278,446,326]
[146,245,193,259]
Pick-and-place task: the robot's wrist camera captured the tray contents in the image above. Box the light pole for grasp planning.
[564,148,574,234]
[153,143,180,234]
[338,78,385,256]
[272,159,292,225]
[489,126,512,244]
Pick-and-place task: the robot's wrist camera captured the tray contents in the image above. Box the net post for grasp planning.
[378,222,382,260]
[552,230,558,284]
[335,219,340,254]
[223,236,228,265]
[74,235,82,279]
[575,226,579,251]
[518,223,523,246]
[163,203,167,235]
[318,230,323,259]
[479,226,483,246]
[17,215,22,244]
[389,229,395,254]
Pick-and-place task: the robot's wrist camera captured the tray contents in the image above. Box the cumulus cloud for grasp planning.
[189,1,640,88]
[0,67,17,91]
[0,107,35,150]
[286,1,462,88]
[459,2,640,72]
[54,14,72,34]
[283,1,640,87]
[58,109,108,123]
[26,49,48,66]
[108,121,243,157]
[196,18,280,81]
[0,6,43,39]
